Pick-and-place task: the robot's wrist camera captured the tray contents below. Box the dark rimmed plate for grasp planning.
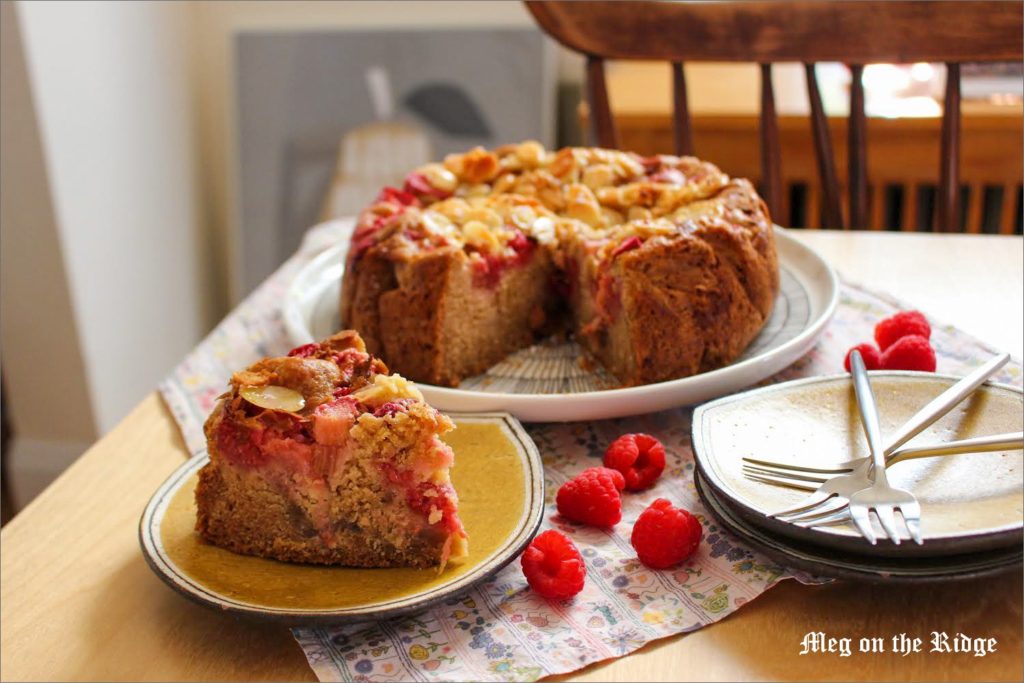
[696,471,1022,583]
[139,412,544,623]
[693,372,1023,558]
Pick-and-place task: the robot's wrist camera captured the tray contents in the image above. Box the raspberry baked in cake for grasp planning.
[341,142,779,387]
[195,330,467,569]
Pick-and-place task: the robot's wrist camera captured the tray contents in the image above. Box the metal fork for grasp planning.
[744,431,1024,482]
[744,432,1024,490]
[846,350,921,544]
[766,352,1010,523]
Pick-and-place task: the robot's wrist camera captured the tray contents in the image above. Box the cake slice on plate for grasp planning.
[195,330,467,569]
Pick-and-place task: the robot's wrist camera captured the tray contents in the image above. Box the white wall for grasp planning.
[16,1,206,434]
[1,0,96,445]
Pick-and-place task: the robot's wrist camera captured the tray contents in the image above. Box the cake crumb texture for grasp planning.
[195,331,468,569]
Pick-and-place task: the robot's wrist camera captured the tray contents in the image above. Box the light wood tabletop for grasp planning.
[2,231,1021,682]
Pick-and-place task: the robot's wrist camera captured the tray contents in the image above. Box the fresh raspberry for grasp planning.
[874,310,931,351]
[520,530,586,600]
[880,334,937,372]
[556,467,625,527]
[630,499,702,569]
[603,433,666,491]
[843,343,882,372]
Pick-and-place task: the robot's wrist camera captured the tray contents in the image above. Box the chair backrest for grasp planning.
[526,0,1023,231]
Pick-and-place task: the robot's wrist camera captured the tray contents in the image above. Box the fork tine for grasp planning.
[741,456,854,474]
[742,465,827,484]
[743,472,818,492]
[874,507,902,545]
[781,496,849,523]
[770,491,838,520]
[899,509,924,545]
[793,506,850,527]
[849,506,877,544]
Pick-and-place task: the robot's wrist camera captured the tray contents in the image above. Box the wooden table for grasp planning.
[2,231,1021,682]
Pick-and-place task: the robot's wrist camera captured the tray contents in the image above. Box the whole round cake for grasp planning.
[340,142,779,388]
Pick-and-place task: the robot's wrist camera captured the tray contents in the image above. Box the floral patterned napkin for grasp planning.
[159,220,1021,683]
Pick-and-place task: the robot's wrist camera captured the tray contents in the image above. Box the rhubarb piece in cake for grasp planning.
[195,331,467,569]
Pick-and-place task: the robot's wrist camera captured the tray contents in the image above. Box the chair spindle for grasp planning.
[848,64,868,229]
[966,185,986,233]
[805,62,844,229]
[586,55,619,148]
[902,183,919,231]
[758,63,783,220]
[869,184,885,230]
[671,62,694,156]
[998,184,1018,234]
[937,62,961,232]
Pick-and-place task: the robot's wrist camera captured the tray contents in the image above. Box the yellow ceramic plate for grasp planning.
[693,373,1024,558]
[139,413,544,623]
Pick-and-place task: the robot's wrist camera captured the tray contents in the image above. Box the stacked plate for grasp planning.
[691,372,1024,582]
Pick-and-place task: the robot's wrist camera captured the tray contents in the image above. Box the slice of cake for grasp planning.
[195,330,467,569]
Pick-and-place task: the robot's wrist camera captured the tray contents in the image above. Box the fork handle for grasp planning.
[850,351,890,482]
[888,431,1024,465]
[883,352,1010,454]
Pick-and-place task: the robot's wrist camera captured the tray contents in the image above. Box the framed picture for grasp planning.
[235,28,556,294]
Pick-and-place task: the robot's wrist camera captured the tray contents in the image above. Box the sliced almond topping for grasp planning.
[582,163,615,190]
[509,205,537,230]
[428,506,442,525]
[515,140,545,168]
[240,385,306,413]
[420,163,458,193]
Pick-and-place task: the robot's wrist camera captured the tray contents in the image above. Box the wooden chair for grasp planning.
[526,0,1023,231]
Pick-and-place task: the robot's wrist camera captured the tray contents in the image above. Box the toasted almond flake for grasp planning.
[509,205,537,230]
[428,506,443,525]
[515,140,544,168]
[420,163,458,192]
[240,385,306,412]
[582,163,615,190]
[351,373,424,404]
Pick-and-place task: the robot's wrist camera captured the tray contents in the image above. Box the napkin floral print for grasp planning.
[294,408,793,682]
[159,221,1021,683]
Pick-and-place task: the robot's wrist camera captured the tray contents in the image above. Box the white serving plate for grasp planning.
[283,223,838,422]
